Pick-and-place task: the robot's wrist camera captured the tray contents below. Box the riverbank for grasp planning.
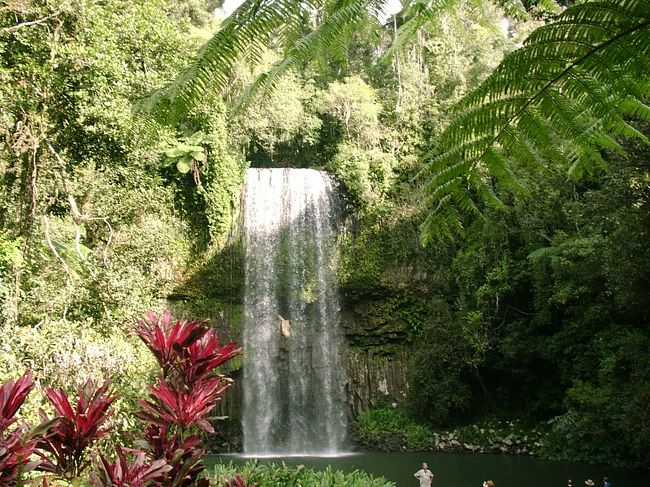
[354,407,545,457]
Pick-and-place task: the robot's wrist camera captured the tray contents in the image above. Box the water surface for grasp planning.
[208,452,648,487]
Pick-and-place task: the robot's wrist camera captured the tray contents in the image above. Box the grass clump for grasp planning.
[356,406,434,450]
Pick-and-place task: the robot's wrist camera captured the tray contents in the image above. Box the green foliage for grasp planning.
[141,0,339,120]
[329,143,396,209]
[0,232,21,321]
[0,0,239,450]
[0,320,155,444]
[320,76,383,148]
[419,0,650,241]
[1,0,648,472]
[166,0,222,27]
[164,131,207,174]
[356,405,417,435]
[210,461,395,487]
[408,314,473,425]
[229,60,323,161]
[542,330,650,468]
[356,406,434,450]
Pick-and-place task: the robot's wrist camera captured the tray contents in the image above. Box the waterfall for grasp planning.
[241,168,347,455]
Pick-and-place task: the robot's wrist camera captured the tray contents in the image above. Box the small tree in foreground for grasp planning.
[134,310,241,486]
[36,379,116,480]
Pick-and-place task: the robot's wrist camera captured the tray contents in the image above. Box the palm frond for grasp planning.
[419,0,650,242]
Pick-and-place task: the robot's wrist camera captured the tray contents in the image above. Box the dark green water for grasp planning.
[208,452,648,487]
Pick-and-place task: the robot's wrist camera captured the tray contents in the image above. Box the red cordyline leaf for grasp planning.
[0,371,34,434]
[89,446,171,487]
[0,372,40,486]
[36,379,116,478]
[140,425,205,487]
[183,330,242,385]
[135,310,206,373]
[136,377,231,433]
[0,424,40,486]
[136,310,241,387]
[135,311,241,486]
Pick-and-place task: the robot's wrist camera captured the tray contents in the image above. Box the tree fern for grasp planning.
[419,0,650,244]
[237,0,385,109]
[140,0,541,120]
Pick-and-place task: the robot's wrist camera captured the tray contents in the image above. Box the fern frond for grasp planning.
[139,0,318,122]
[420,0,650,242]
[382,0,525,63]
[381,0,460,61]
[237,0,385,109]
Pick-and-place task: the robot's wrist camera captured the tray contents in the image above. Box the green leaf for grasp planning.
[419,0,650,244]
[176,157,192,174]
[164,147,187,158]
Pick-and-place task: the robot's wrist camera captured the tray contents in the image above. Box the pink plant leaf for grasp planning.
[0,371,35,433]
[89,446,172,487]
[0,373,42,485]
[37,380,116,478]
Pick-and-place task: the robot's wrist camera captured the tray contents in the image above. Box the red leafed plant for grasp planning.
[139,425,209,487]
[0,371,40,486]
[137,376,232,433]
[135,310,240,387]
[89,446,171,487]
[222,473,256,487]
[36,379,116,479]
[134,310,241,487]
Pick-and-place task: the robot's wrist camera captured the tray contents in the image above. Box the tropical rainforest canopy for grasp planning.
[0,0,648,475]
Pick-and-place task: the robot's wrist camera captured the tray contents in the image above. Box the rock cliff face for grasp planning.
[345,348,411,418]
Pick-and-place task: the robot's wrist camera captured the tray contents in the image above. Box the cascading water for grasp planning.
[241,168,347,456]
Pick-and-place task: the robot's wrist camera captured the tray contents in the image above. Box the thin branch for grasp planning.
[30,141,38,223]
[0,11,60,34]
[46,141,113,266]
[43,215,73,286]
[45,141,90,266]
[46,141,82,220]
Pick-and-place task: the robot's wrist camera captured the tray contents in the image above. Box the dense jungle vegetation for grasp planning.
[1,0,648,478]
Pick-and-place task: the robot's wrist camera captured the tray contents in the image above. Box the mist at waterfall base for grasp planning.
[241,168,347,456]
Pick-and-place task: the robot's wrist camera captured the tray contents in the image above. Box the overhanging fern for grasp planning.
[237,0,385,109]
[419,0,650,244]
[140,0,386,121]
[139,0,312,122]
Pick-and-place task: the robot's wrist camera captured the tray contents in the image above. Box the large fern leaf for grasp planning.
[419,0,650,244]
[140,0,387,121]
[237,0,385,109]
[140,0,534,120]
[139,0,314,121]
